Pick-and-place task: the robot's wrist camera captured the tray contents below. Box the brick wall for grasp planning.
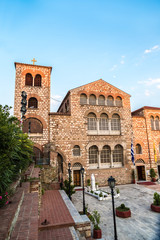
[132,107,160,180]
[14,62,52,147]
[50,79,133,185]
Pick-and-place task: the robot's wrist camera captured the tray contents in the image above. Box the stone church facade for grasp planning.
[14,62,160,186]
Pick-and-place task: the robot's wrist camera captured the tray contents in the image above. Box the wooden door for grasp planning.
[137,166,146,180]
[74,170,81,186]
[158,165,160,177]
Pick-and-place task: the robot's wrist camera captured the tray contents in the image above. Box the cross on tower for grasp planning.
[31,58,37,65]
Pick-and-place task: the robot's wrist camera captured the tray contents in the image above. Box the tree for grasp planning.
[0,105,33,195]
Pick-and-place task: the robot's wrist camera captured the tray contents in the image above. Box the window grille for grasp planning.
[116,96,122,107]
[99,114,109,130]
[113,145,123,163]
[98,95,105,105]
[151,116,154,130]
[73,145,80,156]
[101,145,111,163]
[107,96,114,106]
[25,73,33,86]
[89,146,98,164]
[80,94,87,104]
[87,113,97,130]
[34,74,41,86]
[111,114,120,130]
[136,144,142,154]
[89,94,96,105]
[28,97,38,108]
[155,117,159,130]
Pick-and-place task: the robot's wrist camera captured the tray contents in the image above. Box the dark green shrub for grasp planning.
[150,168,156,178]
[0,105,33,207]
[153,192,160,206]
[88,210,101,230]
[62,179,75,198]
[87,179,91,186]
[99,192,103,197]
[116,203,130,212]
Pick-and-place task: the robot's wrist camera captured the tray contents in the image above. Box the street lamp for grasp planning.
[81,167,85,214]
[108,176,118,240]
[68,162,71,200]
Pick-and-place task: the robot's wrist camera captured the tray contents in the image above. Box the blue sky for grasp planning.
[0,0,160,112]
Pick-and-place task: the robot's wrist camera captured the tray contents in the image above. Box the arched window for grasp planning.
[34,74,41,86]
[28,97,38,108]
[136,144,142,154]
[107,95,114,106]
[99,113,109,130]
[113,145,123,163]
[23,118,43,133]
[98,95,105,105]
[151,116,154,130]
[101,145,111,163]
[155,116,159,130]
[111,114,120,130]
[33,147,43,164]
[25,73,33,86]
[116,96,122,107]
[73,145,80,156]
[89,145,98,164]
[89,94,96,105]
[80,93,87,104]
[87,113,97,130]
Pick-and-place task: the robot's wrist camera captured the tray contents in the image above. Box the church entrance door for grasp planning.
[158,165,160,178]
[74,170,81,186]
[137,166,146,181]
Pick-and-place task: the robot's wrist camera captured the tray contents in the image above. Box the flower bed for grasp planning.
[85,188,120,201]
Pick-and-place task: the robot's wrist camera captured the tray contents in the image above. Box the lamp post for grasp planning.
[21,91,27,124]
[108,176,118,240]
[68,162,71,200]
[81,167,85,214]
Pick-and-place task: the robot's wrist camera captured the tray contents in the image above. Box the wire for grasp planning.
[50,97,61,102]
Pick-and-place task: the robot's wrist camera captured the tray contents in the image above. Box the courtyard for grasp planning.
[72,184,160,240]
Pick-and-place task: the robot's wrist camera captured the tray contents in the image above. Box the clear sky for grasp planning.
[0,0,160,113]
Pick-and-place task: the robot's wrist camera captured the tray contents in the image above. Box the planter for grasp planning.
[152,178,156,182]
[93,229,102,239]
[98,197,103,201]
[151,204,160,213]
[132,179,136,184]
[116,209,131,218]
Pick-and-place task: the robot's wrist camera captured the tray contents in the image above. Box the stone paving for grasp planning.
[72,184,160,240]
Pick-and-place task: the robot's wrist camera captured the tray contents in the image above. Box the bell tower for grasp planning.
[14,60,52,162]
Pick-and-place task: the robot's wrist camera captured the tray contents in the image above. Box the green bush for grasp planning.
[116,188,120,194]
[62,179,75,198]
[116,203,130,212]
[88,210,101,230]
[150,168,156,178]
[153,192,160,206]
[99,192,103,197]
[0,105,33,207]
[87,179,91,186]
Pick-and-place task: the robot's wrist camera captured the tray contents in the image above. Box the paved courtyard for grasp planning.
[72,184,160,240]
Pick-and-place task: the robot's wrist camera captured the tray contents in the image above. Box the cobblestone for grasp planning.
[72,184,160,240]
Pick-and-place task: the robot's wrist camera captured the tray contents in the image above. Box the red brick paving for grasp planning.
[38,190,76,240]
[38,227,74,240]
[39,190,75,229]
[0,187,24,240]
[10,192,39,240]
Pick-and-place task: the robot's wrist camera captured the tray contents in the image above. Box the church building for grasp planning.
[14,61,160,186]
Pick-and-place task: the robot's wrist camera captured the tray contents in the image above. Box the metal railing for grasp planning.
[36,158,50,165]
